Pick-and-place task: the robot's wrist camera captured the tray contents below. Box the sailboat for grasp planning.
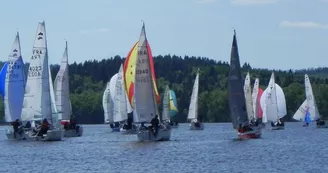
[3,32,27,140]
[187,69,204,130]
[21,21,63,141]
[168,90,179,128]
[54,42,83,137]
[228,30,261,139]
[102,81,115,128]
[244,73,254,122]
[112,64,137,134]
[260,72,287,130]
[133,22,171,141]
[293,74,325,127]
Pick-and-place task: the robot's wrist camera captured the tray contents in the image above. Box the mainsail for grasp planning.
[113,64,128,122]
[244,72,253,121]
[304,74,320,120]
[133,22,158,123]
[251,78,259,119]
[228,30,249,130]
[4,32,26,122]
[169,90,178,117]
[161,85,170,121]
[54,41,71,120]
[103,82,113,123]
[21,21,53,124]
[187,69,199,120]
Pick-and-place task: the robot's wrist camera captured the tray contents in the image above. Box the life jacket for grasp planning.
[42,122,49,128]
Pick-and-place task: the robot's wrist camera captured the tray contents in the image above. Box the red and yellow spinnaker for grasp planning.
[123,41,160,108]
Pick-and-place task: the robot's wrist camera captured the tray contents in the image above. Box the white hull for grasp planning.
[189,122,204,130]
[35,128,63,141]
[137,126,171,141]
[63,126,83,137]
[5,128,34,141]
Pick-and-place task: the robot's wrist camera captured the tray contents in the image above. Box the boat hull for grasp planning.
[137,126,171,142]
[120,125,138,135]
[111,126,121,132]
[35,128,63,141]
[63,126,83,137]
[237,127,262,139]
[189,122,204,130]
[5,128,33,141]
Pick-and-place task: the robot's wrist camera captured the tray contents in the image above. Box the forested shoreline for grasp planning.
[1,55,328,124]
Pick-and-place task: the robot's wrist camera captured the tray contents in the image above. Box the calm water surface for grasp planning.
[0,123,327,173]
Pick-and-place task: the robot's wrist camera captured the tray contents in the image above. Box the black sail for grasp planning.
[228,30,249,130]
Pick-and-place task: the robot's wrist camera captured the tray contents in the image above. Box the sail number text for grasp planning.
[28,66,42,77]
[136,69,149,75]
[6,61,22,79]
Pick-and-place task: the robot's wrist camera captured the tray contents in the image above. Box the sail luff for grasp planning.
[162,85,170,121]
[187,70,199,120]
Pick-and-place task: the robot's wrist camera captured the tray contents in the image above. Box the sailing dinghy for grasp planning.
[293,74,325,128]
[54,42,83,137]
[102,79,119,132]
[187,69,204,130]
[133,22,171,141]
[260,72,287,130]
[112,64,137,134]
[21,21,63,141]
[3,32,28,140]
[228,30,261,139]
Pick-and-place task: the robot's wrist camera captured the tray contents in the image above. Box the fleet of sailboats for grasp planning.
[1,21,327,143]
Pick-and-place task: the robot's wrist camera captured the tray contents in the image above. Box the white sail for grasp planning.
[251,78,259,120]
[305,74,320,120]
[48,67,58,114]
[21,21,52,123]
[4,32,26,122]
[162,85,170,121]
[263,73,279,122]
[243,72,253,120]
[54,41,71,120]
[103,82,113,123]
[187,70,199,120]
[109,73,118,101]
[293,100,307,121]
[133,23,158,123]
[113,64,128,122]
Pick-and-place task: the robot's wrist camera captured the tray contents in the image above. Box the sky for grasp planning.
[0,0,327,70]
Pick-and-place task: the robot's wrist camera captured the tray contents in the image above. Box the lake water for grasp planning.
[0,123,327,173]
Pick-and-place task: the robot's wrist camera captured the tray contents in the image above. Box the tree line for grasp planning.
[0,55,328,124]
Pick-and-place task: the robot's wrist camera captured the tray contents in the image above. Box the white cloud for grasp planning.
[280,21,328,29]
[195,0,217,4]
[231,0,279,5]
[78,28,110,35]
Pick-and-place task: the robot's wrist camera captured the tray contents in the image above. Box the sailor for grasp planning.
[238,124,244,133]
[24,121,32,129]
[150,114,159,136]
[11,119,22,138]
[39,118,50,136]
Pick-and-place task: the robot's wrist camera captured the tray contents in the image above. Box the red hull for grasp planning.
[238,130,261,139]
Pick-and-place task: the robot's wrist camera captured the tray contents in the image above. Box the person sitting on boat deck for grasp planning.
[238,124,244,133]
[70,118,80,134]
[140,123,147,130]
[38,118,50,137]
[11,119,23,138]
[150,114,160,136]
[24,121,32,129]
[316,119,325,126]
[63,121,70,130]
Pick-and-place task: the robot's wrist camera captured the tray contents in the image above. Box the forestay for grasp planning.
[244,72,253,121]
[113,64,128,122]
[54,42,71,120]
[187,70,199,120]
[103,82,114,123]
[228,30,249,129]
[133,22,158,123]
[21,21,52,123]
[4,32,26,122]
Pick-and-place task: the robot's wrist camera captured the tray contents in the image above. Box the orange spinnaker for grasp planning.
[123,41,160,108]
[257,88,264,118]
